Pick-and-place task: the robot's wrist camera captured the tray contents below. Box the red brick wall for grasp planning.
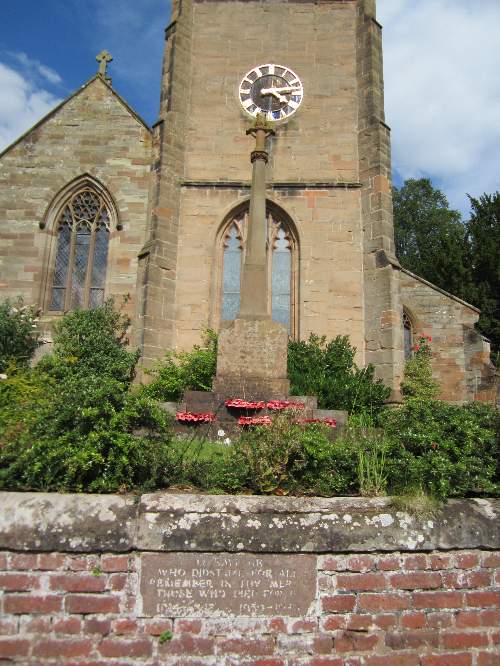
[1,549,498,665]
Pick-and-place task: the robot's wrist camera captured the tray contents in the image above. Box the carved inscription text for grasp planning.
[140,553,316,617]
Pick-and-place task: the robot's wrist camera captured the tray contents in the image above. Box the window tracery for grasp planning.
[50,188,110,311]
[220,205,297,336]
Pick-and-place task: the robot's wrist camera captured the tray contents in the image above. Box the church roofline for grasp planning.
[400,267,480,314]
[0,74,151,160]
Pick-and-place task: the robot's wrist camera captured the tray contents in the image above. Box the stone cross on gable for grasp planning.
[96,50,113,82]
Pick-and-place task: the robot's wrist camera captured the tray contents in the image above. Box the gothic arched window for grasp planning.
[403,309,414,360]
[219,205,298,336]
[49,188,111,311]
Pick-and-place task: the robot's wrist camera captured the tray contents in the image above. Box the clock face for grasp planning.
[239,64,304,122]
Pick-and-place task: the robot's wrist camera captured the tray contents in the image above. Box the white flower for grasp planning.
[217,429,225,437]
[224,438,232,445]
[0,374,7,381]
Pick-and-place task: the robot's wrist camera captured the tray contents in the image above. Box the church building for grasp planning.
[0,0,495,403]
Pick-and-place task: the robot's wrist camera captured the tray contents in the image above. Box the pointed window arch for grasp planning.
[49,186,112,311]
[218,203,298,336]
[403,309,414,360]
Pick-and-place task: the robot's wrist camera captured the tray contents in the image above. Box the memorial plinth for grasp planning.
[213,318,289,397]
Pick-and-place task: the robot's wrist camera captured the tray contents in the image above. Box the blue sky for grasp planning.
[1,0,500,216]
[0,0,168,126]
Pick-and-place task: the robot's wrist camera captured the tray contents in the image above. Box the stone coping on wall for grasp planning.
[1,492,499,555]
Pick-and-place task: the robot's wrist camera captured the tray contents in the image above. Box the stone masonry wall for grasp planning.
[0,492,498,665]
[174,186,365,356]
[0,76,152,339]
[400,269,497,403]
[143,0,370,369]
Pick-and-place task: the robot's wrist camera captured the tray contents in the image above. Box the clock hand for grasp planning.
[260,88,288,104]
[261,86,301,95]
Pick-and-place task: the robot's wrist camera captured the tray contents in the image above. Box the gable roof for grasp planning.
[0,74,151,160]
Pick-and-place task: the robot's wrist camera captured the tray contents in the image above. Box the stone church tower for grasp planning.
[0,0,495,403]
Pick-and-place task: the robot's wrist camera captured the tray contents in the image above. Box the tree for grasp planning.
[467,193,500,361]
[393,178,472,301]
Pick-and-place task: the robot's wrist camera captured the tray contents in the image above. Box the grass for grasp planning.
[391,488,441,517]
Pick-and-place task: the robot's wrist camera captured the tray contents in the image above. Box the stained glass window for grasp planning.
[49,188,111,311]
[220,207,296,335]
[403,310,413,360]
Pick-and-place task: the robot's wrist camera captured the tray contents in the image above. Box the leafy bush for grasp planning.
[0,301,174,493]
[226,413,358,496]
[288,334,391,415]
[39,300,139,384]
[144,330,217,402]
[401,334,440,401]
[0,298,40,371]
[152,413,359,497]
[382,400,499,499]
[1,302,497,499]
[0,363,50,447]
[230,411,309,494]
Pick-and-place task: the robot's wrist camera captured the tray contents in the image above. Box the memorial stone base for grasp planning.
[0,492,499,665]
[173,390,347,438]
[214,317,290,398]
[170,315,349,436]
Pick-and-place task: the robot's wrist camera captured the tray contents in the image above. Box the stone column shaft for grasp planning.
[239,126,274,319]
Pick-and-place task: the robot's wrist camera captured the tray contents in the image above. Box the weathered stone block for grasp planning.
[214,317,290,397]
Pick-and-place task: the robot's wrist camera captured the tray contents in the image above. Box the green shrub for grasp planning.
[228,412,358,496]
[0,363,51,446]
[230,411,309,494]
[144,330,217,402]
[288,334,391,415]
[293,428,358,496]
[401,334,440,401]
[38,300,139,384]
[382,400,499,499]
[0,298,40,371]
[154,414,358,497]
[0,301,174,493]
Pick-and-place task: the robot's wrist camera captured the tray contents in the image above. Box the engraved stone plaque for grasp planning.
[140,553,316,617]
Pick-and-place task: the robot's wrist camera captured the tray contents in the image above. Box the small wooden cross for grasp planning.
[96,50,113,80]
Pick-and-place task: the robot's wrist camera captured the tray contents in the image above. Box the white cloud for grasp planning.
[8,52,62,86]
[379,0,500,214]
[0,62,62,151]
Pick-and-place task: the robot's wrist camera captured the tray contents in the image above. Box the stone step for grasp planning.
[160,390,348,439]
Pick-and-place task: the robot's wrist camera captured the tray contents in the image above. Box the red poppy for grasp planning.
[225,398,266,409]
[176,412,216,423]
[267,400,305,411]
